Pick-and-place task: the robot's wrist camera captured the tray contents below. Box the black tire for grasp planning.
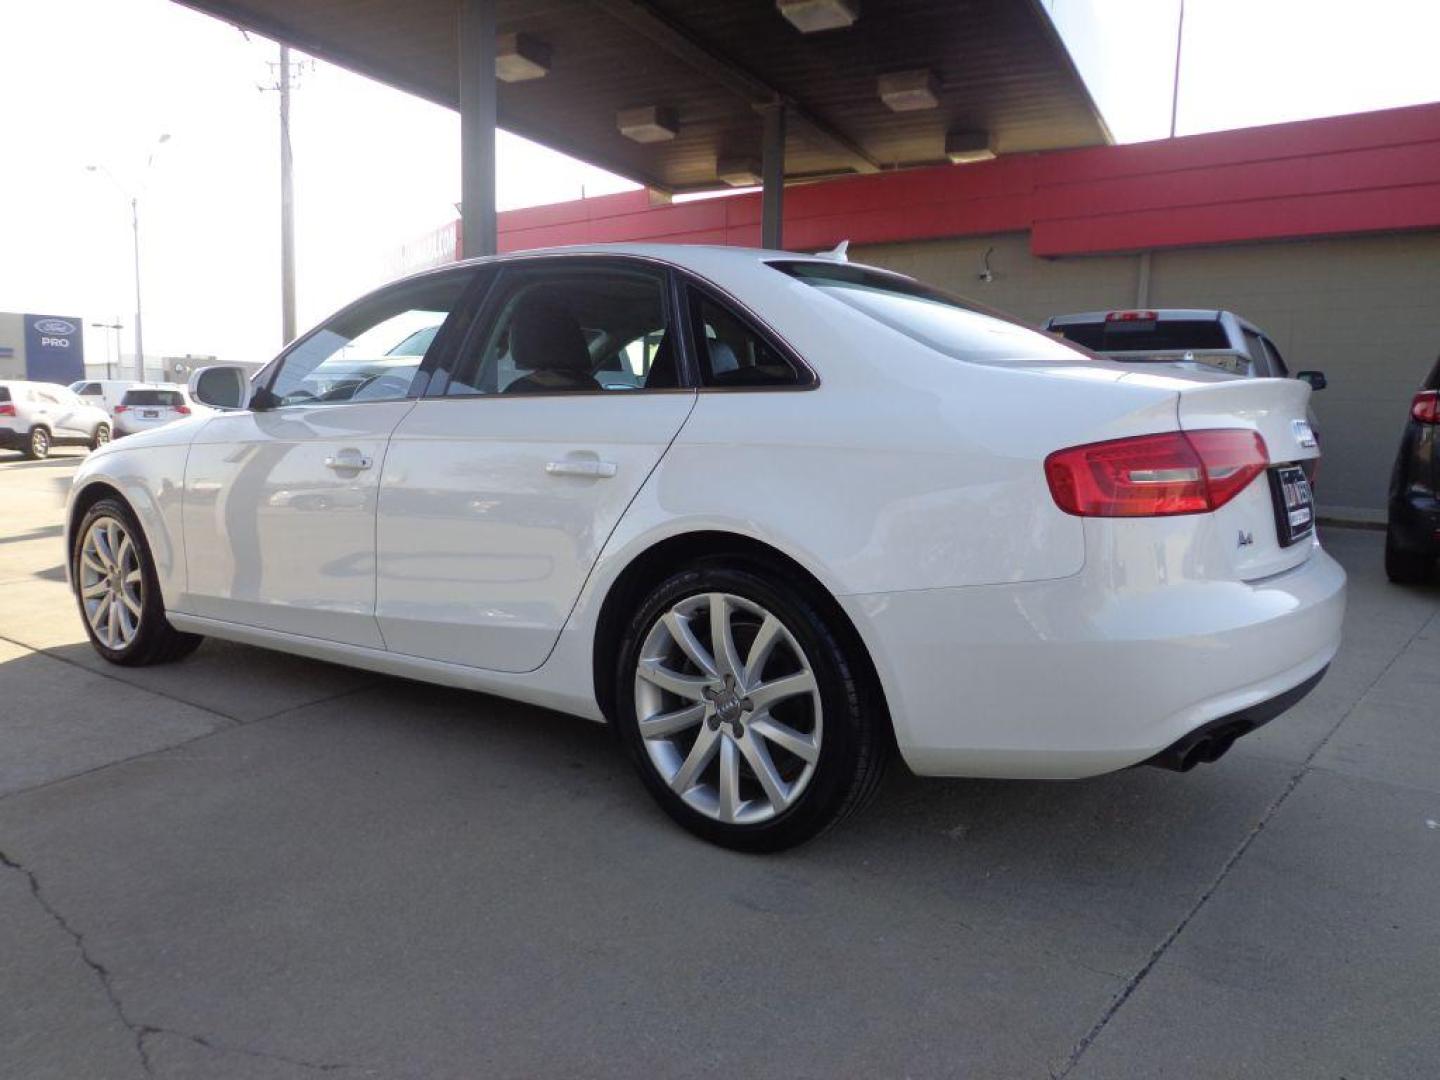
[1385,531,1433,585]
[71,497,204,666]
[90,423,111,451]
[26,426,50,460]
[614,561,888,852]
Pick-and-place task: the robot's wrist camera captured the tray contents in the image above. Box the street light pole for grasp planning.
[90,320,124,379]
[86,133,169,384]
[130,196,145,382]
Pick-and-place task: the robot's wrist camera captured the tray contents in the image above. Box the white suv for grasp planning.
[113,384,211,437]
[0,380,112,459]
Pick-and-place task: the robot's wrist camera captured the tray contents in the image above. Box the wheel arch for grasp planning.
[589,529,892,741]
[67,480,128,561]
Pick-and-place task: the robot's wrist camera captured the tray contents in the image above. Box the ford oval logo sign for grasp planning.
[34,318,76,336]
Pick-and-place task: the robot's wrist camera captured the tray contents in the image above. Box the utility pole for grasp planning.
[279,44,297,344]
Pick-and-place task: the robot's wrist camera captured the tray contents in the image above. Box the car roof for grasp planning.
[400,242,841,285]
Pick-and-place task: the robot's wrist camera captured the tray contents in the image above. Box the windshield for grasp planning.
[772,261,1091,365]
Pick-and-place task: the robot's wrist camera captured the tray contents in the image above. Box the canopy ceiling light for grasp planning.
[777,0,858,33]
[617,106,679,143]
[878,69,939,112]
[945,130,996,164]
[496,32,551,82]
[716,157,762,186]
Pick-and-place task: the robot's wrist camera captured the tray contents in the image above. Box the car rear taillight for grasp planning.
[175,404,191,415]
[114,405,129,414]
[1045,429,1269,517]
[1412,390,1439,424]
[0,403,14,417]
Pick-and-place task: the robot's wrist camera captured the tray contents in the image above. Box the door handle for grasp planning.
[324,452,373,471]
[545,459,617,479]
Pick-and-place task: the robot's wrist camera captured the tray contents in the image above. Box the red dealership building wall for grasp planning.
[490,101,1440,258]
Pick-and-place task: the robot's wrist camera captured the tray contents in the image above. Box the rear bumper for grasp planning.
[841,542,1346,779]
[1388,491,1440,555]
[0,427,26,450]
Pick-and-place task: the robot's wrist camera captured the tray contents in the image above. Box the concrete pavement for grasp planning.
[1,449,1437,1079]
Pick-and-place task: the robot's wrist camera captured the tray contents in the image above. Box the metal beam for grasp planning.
[761,103,786,250]
[459,0,498,257]
[588,0,880,175]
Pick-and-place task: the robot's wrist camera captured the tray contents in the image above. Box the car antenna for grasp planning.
[816,240,849,263]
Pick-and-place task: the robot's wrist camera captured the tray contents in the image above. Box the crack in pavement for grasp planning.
[1052,606,1440,1078]
[0,847,366,1077]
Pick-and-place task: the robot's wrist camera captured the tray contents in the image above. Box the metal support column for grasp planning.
[760,102,786,250]
[459,0,498,258]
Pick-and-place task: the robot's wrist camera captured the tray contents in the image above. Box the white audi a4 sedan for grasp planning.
[65,245,1346,850]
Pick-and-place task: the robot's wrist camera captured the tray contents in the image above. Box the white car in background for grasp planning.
[112,384,211,438]
[64,245,1346,850]
[70,379,142,416]
[1,380,112,459]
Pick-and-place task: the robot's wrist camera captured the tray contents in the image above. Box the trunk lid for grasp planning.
[1175,376,1318,580]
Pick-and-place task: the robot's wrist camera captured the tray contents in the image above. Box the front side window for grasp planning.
[1261,336,1289,376]
[445,265,677,396]
[266,272,471,408]
[76,382,100,396]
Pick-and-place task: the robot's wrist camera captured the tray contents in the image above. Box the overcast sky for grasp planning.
[2,0,1439,372]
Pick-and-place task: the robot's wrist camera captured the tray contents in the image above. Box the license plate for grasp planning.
[1268,465,1314,547]
[142,409,159,418]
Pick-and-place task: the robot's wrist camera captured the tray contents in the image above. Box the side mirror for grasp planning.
[1297,370,1327,391]
[190,365,250,410]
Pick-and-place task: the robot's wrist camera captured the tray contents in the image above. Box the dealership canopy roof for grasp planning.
[175,0,1109,194]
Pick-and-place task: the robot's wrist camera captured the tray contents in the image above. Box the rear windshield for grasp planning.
[1052,318,1230,353]
[0,387,9,403]
[123,389,184,407]
[772,261,1091,364]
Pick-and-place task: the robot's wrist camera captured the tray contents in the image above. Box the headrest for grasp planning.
[510,291,591,374]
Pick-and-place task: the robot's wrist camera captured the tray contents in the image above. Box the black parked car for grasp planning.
[1386,355,1440,583]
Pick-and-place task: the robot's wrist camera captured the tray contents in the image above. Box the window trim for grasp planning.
[422,254,697,400]
[251,264,487,412]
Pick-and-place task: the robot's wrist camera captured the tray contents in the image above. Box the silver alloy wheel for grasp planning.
[31,428,49,457]
[94,424,110,446]
[78,517,144,650]
[634,592,823,825]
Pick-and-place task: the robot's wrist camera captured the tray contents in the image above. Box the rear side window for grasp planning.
[774,261,1088,365]
[1055,318,1230,353]
[123,390,184,407]
[445,265,677,395]
[0,387,9,403]
[690,290,811,388]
